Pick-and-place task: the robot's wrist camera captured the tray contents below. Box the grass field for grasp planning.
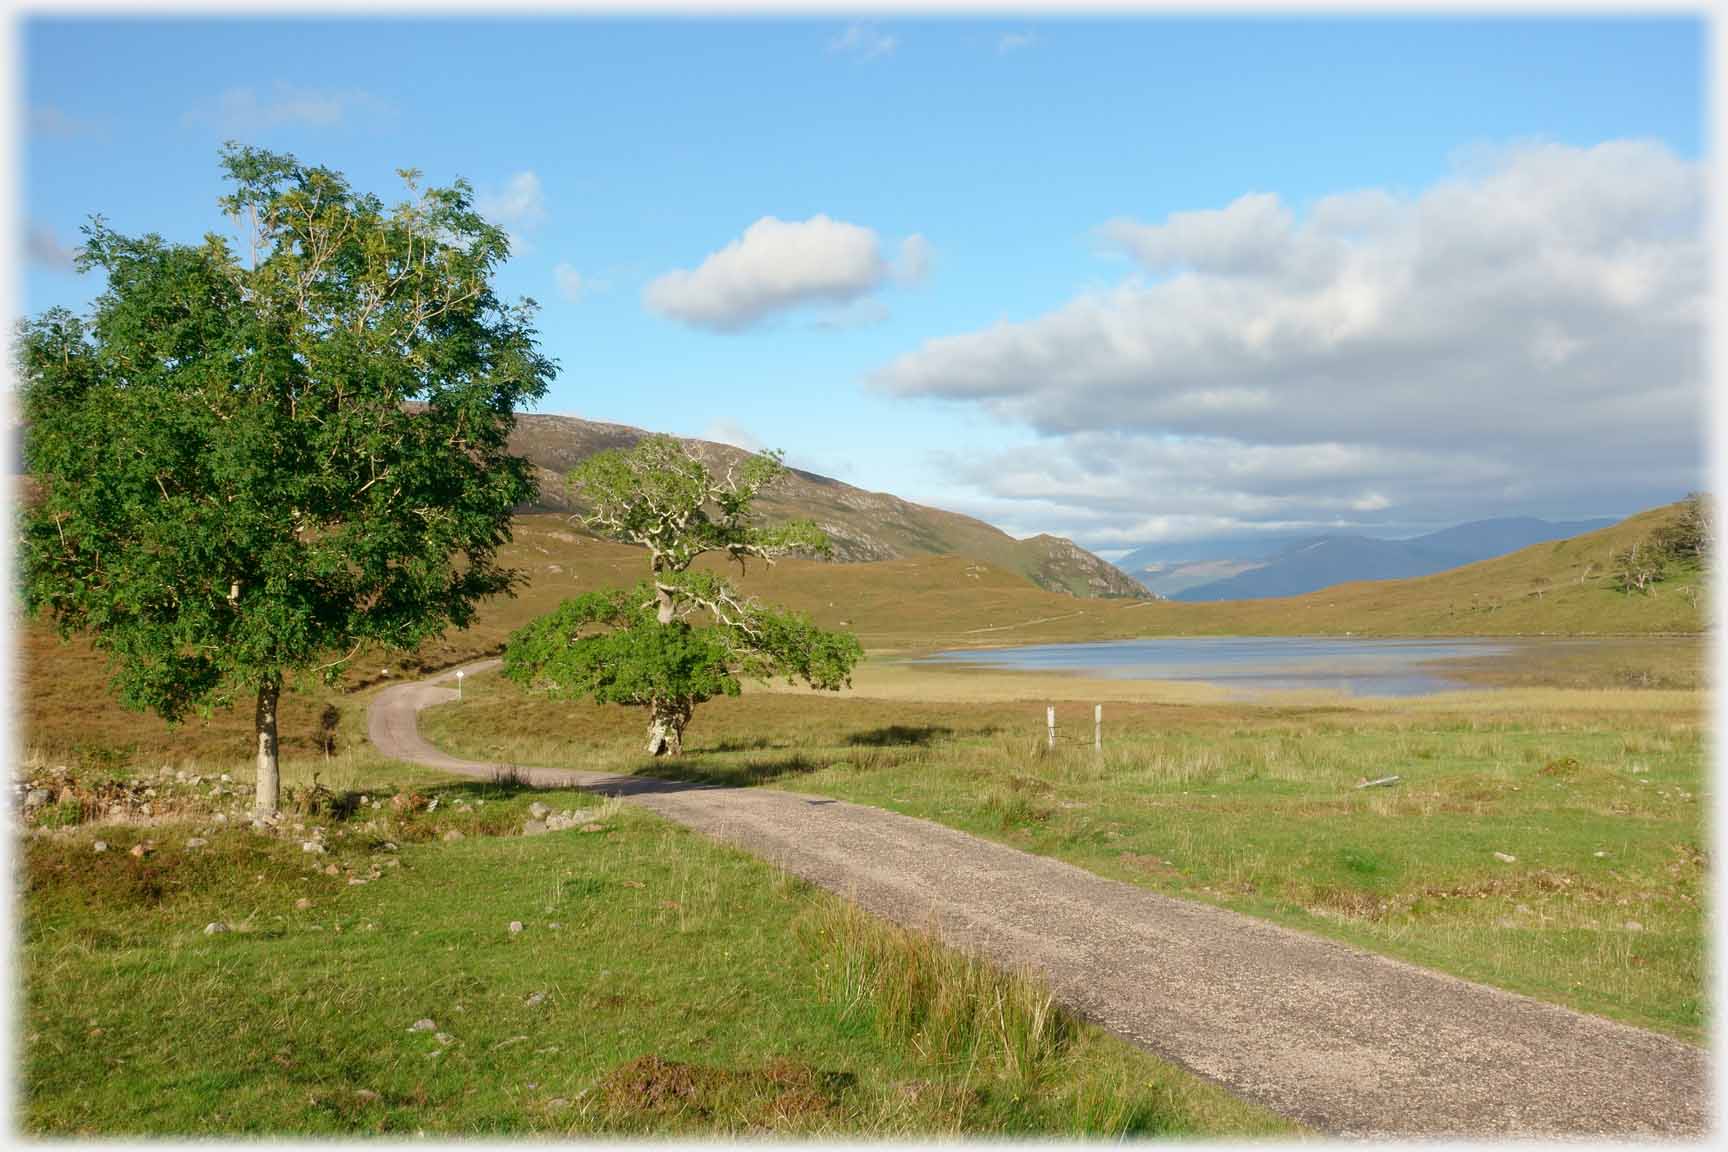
[418,662,1709,1042]
[13,500,1708,1134]
[17,755,1293,1137]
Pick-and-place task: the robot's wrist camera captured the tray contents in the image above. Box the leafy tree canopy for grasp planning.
[503,437,860,755]
[17,144,553,810]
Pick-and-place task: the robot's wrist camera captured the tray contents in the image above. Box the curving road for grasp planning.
[370,660,1710,1139]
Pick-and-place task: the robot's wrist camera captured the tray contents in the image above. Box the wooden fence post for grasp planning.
[1047,705,1056,750]
[1095,704,1102,751]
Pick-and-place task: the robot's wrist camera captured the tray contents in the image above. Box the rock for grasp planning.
[434,1032,454,1046]
[323,863,340,876]
[302,842,325,854]
[295,898,313,910]
[185,837,207,850]
[1492,852,1517,863]
[408,1018,436,1032]
[220,774,232,783]
[525,991,546,1008]
[129,843,150,858]
[442,829,464,842]
[508,921,524,935]
[521,820,549,837]
[92,841,108,854]
[23,788,50,809]
[528,802,550,820]
[381,842,398,852]
[204,922,229,935]
[1594,850,1611,858]
[579,823,605,834]
[213,814,227,824]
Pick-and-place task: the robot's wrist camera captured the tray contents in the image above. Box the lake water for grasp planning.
[912,636,1522,697]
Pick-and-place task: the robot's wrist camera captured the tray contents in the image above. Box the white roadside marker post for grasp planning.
[456,669,465,700]
[1047,705,1056,750]
[1095,704,1102,752]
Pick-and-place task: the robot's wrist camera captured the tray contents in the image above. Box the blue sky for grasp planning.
[19,16,1707,556]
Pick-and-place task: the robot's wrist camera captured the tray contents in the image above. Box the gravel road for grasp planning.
[369,659,1710,1138]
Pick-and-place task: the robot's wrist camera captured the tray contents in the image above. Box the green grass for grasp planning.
[420,671,1709,1042]
[19,758,1292,1137]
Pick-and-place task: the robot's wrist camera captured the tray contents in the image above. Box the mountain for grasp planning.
[1167,516,1618,602]
[506,412,1149,600]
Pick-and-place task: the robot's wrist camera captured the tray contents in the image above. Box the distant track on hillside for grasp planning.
[369,661,1709,1139]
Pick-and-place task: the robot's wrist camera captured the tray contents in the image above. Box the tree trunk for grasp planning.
[254,674,282,816]
[645,697,689,757]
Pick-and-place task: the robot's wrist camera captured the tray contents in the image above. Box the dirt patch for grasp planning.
[598,1054,853,1127]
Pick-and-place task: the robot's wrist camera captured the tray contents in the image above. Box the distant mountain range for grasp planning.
[1123,517,1618,602]
[507,413,1150,600]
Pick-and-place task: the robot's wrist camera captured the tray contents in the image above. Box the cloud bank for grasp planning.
[874,139,1705,546]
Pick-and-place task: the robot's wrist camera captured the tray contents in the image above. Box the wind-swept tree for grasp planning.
[17,144,553,815]
[502,436,862,755]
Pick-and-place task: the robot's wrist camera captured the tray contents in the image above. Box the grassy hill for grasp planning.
[507,413,1147,599]
[18,501,1703,768]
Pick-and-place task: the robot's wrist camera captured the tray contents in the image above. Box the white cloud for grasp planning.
[185,83,391,133]
[829,23,896,60]
[997,32,1036,55]
[646,214,902,331]
[875,139,1705,547]
[477,171,546,231]
[27,223,80,271]
[701,419,765,453]
[29,105,99,138]
[476,171,547,256]
[553,263,585,303]
[895,234,934,284]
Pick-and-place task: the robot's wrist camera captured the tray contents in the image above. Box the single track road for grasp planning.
[369,660,1710,1139]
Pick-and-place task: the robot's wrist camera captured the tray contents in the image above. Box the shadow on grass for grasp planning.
[627,753,826,789]
[846,725,955,748]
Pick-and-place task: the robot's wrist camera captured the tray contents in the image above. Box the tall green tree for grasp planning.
[503,436,861,755]
[17,145,553,815]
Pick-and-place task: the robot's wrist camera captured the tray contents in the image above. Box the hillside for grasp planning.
[403,502,1704,664]
[19,502,1704,764]
[507,413,1147,599]
[1134,516,1618,601]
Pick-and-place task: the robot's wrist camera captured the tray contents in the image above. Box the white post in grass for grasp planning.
[1095,704,1102,752]
[456,669,465,700]
[1047,705,1056,750]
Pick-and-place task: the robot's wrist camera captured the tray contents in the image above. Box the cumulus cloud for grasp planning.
[701,419,766,453]
[647,215,916,331]
[875,139,1705,547]
[829,23,896,60]
[552,263,585,303]
[476,171,547,255]
[27,223,80,271]
[185,84,391,133]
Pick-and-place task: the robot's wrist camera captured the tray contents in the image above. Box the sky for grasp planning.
[16,14,1709,559]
